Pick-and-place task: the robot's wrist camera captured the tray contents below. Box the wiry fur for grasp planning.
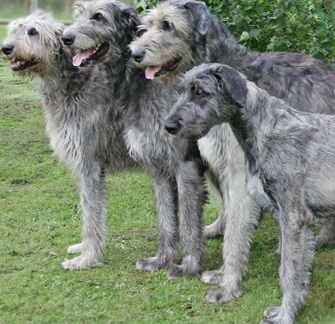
[2,9,139,270]
[62,0,211,279]
[2,11,64,77]
[130,0,335,304]
[165,62,335,324]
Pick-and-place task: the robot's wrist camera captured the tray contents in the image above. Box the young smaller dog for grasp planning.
[164,63,335,324]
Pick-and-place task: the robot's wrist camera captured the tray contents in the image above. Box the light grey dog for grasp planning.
[1,9,140,270]
[130,0,335,303]
[62,0,210,279]
[164,62,335,324]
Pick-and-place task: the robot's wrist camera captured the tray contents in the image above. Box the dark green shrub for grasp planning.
[1,1,334,65]
[205,0,335,65]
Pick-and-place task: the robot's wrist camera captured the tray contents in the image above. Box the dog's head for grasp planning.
[1,10,64,78]
[164,63,248,139]
[129,0,211,82]
[62,0,141,68]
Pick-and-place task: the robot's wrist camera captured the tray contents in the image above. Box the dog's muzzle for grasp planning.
[164,118,181,135]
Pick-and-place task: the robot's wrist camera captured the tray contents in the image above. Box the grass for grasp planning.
[0,26,335,324]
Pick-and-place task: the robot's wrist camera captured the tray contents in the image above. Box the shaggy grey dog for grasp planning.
[62,0,210,279]
[2,9,140,270]
[130,0,335,303]
[164,62,335,324]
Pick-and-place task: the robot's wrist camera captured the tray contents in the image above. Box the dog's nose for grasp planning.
[62,33,75,46]
[2,44,14,55]
[131,49,145,63]
[164,119,181,135]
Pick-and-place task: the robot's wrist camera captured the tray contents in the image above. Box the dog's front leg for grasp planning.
[62,163,107,270]
[136,171,179,272]
[168,159,206,279]
[202,134,262,303]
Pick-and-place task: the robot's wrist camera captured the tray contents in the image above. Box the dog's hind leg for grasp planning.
[261,207,314,324]
[62,163,107,270]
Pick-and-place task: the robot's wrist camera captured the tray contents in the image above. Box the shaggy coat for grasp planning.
[165,63,335,324]
[62,0,209,278]
[130,0,335,303]
[2,10,139,270]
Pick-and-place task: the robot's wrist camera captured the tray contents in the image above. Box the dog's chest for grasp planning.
[124,125,174,167]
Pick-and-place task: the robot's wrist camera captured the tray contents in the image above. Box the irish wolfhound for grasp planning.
[130,0,335,303]
[164,62,335,324]
[61,0,226,279]
[1,9,140,270]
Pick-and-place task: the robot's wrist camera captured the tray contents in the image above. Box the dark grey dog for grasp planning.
[2,9,139,270]
[130,0,335,303]
[164,62,335,324]
[62,0,211,279]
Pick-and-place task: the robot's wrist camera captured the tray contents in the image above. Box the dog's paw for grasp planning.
[167,264,201,280]
[201,270,224,285]
[263,306,280,319]
[260,315,288,324]
[259,320,278,324]
[260,306,291,324]
[135,256,168,272]
[62,256,102,270]
[67,243,83,254]
[205,286,243,304]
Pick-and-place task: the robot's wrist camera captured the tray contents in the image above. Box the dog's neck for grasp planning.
[37,44,94,115]
[228,82,286,175]
[205,17,255,71]
[37,42,80,85]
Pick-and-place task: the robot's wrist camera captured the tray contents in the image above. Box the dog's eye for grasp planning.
[28,27,38,36]
[136,26,147,38]
[195,87,205,96]
[92,13,104,21]
[162,20,171,31]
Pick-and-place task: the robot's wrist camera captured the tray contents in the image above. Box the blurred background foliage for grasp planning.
[1,0,335,65]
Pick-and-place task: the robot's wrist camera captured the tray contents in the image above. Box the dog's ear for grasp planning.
[184,1,210,35]
[213,65,248,107]
[121,7,142,30]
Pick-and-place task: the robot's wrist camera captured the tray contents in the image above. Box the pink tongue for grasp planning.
[72,50,93,67]
[145,66,162,80]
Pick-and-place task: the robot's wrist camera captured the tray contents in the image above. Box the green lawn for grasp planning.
[0,26,335,324]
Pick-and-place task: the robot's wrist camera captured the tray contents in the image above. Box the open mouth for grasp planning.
[145,57,181,80]
[10,58,39,72]
[72,42,109,67]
